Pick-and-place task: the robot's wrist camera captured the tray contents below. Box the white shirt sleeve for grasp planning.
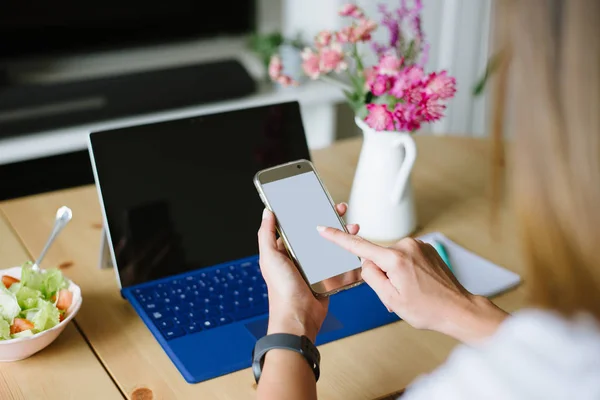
[401,310,600,400]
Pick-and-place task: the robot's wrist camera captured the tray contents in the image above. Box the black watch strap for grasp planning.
[252,333,320,383]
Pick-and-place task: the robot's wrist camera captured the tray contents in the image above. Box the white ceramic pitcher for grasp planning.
[346,117,418,242]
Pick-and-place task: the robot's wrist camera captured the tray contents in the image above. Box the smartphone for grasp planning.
[254,159,363,297]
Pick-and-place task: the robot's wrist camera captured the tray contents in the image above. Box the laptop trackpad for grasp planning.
[245,313,344,339]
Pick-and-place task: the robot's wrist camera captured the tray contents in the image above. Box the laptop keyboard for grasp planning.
[132,259,268,340]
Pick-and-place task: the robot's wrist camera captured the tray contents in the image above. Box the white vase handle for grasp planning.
[390,134,417,204]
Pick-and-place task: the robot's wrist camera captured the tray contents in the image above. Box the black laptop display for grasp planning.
[90,101,310,288]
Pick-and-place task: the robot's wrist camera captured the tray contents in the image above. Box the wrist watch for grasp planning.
[252,333,321,383]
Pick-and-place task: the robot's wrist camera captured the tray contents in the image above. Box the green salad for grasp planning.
[0,263,72,340]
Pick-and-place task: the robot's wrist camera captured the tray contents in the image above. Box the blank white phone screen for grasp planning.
[262,171,359,284]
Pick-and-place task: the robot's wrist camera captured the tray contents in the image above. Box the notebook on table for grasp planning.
[418,232,522,297]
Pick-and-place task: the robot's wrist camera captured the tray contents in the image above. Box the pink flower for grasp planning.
[353,18,377,42]
[404,86,423,104]
[268,55,283,81]
[319,44,347,73]
[336,19,376,44]
[423,71,457,100]
[365,104,395,131]
[301,48,321,79]
[276,75,299,87]
[394,103,421,131]
[376,53,403,76]
[389,65,425,98]
[364,67,377,90]
[315,30,333,48]
[339,3,364,18]
[370,75,391,96]
[419,98,445,122]
[336,26,355,43]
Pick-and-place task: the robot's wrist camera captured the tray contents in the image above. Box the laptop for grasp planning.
[88,101,400,383]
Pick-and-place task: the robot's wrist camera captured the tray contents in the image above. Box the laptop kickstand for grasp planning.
[99,226,114,270]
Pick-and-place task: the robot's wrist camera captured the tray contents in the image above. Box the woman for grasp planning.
[256,1,600,399]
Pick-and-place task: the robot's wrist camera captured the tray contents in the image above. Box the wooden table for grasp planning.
[0,136,527,400]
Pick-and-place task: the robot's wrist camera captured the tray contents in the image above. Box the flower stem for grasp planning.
[319,74,353,92]
[352,44,364,73]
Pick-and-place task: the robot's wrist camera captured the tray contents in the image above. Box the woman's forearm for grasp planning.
[256,316,319,400]
[440,295,509,345]
[257,350,318,400]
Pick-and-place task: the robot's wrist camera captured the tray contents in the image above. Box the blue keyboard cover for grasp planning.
[131,258,268,340]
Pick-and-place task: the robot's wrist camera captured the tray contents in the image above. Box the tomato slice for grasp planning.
[1,275,20,288]
[56,289,73,311]
[10,318,34,334]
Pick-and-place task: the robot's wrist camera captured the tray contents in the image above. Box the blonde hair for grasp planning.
[492,0,600,318]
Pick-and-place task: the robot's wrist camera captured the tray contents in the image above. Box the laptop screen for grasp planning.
[89,101,311,288]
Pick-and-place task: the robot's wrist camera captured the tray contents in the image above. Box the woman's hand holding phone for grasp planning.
[317,227,509,344]
[258,203,359,342]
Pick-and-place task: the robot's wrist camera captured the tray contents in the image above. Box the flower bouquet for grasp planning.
[268,1,457,133]
[269,1,458,241]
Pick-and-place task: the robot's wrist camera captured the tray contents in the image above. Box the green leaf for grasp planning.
[41,269,68,299]
[287,32,305,50]
[404,40,416,64]
[21,264,44,293]
[247,32,287,79]
[11,329,34,339]
[352,43,365,73]
[473,52,503,96]
[370,95,398,110]
[20,265,67,300]
[356,105,368,119]
[15,286,42,310]
[248,32,284,53]
[350,75,360,90]
[343,89,357,102]
[8,282,21,295]
[0,319,10,340]
[0,285,20,323]
[24,298,60,332]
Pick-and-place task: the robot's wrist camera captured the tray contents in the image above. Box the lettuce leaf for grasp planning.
[0,319,10,340]
[11,329,33,339]
[15,286,43,310]
[0,285,20,323]
[41,269,68,299]
[20,264,68,299]
[23,299,60,332]
[20,264,44,293]
[8,282,21,295]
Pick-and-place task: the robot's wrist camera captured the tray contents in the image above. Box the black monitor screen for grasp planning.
[0,1,254,59]
[89,102,310,288]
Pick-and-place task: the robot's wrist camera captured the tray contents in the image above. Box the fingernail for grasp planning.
[316,225,326,232]
[262,208,270,219]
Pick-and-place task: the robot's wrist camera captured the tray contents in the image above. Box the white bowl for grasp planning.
[0,266,82,361]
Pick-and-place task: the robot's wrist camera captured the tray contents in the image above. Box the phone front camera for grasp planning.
[297,165,301,169]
